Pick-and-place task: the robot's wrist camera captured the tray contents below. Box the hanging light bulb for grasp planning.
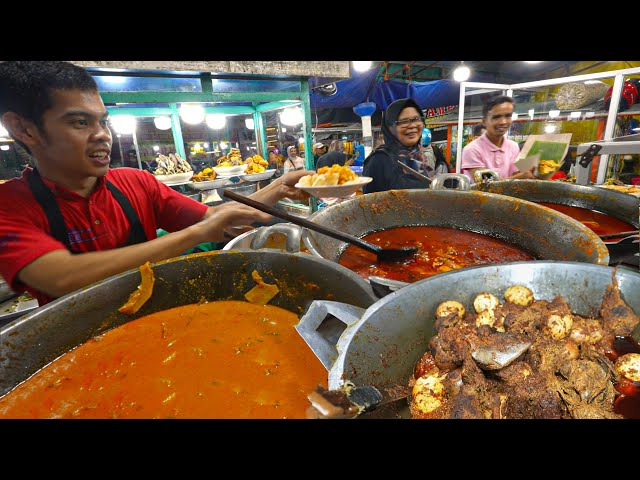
[245,118,255,130]
[280,107,303,126]
[110,116,137,135]
[153,116,172,130]
[453,62,471,82]
[206,114,226,129]
[179,104,205,125]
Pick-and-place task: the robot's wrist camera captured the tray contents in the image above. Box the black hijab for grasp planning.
[378,98,426,168]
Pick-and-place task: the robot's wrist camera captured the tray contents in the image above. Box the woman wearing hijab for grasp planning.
[362,98,430,194]
[283,146,306,172]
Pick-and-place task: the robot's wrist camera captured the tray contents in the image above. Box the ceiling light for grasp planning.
[219,141,228,149]
[352,61,372,72]
[511,113,519,120]
[524,61,542,64]
[153,145,160,152]
[544,124,556,133]
[548,110,561,118]
[453,63,471,82]
[0,145,9,151]
[570,111,582,118]
[110,116,137,135]
[153,116,172,130]
[245,118,255,130]
[280,107,303,126]
[0,123,8,137]
[179,104,205,125]
[206,114,226,129]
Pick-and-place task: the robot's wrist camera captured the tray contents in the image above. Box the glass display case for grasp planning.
[454,66,640,185]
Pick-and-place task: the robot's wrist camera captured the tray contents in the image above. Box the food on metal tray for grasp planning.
[153,153,193,175]
[192,167,217,182]
[298,164,358,187]
[408,273,640,419]
[244,154,269,174]
[216,148,243,167]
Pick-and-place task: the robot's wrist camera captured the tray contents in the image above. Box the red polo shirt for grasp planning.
[0,167,208,305]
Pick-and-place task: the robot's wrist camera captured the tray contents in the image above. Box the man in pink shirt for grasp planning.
[461,95,535,183]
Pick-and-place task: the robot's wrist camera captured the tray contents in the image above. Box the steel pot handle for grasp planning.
[368,275,409,298]
[429,173,471,190]
[249,223,302,252]
[295,300,366,371]
[472,169,500,184]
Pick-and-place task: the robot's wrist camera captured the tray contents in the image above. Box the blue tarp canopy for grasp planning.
[309,68,461,113]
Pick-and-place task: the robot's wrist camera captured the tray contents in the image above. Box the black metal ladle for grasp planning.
[223,190,418,262]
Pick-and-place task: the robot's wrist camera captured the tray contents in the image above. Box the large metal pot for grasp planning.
[0,250,376,397]
[302,189,610,266]
[470,180,639,229]
[297,261,640,402]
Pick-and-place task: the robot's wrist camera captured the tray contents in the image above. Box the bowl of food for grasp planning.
[154,171,193,185]
[213,164,248,177]
[295,164,371,198]
[240,169,276,182]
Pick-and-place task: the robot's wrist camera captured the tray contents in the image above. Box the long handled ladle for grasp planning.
[223,190,418,262]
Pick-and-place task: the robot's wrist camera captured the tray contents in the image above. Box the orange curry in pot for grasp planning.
[339,226,535,283]
[0,300,327,419]
[537,203,636,241]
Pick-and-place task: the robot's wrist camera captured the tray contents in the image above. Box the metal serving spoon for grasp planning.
[223,190,418,262]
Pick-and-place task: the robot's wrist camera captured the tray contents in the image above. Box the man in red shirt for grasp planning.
[0,61,312,306]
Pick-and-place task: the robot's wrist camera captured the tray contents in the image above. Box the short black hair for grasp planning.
[0,61,98,131]
[482,95,515,118]
[472,124,486,136]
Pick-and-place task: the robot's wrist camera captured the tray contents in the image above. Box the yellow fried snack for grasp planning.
[299,164,358,187]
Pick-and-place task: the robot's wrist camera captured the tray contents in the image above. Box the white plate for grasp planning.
[189,178,231,190]
[239,169,276,182]
[154,171,194,184]
[213,164,248,177]
[295,176,373,198]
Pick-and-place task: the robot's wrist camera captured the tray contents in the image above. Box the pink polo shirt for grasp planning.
[461,133,520,183]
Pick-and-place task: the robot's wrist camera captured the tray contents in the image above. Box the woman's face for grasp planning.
[394,107,423,147]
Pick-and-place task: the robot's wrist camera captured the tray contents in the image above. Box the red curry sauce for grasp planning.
[339,226,535,283]
[0,301,326,419]
[537,202,636,241]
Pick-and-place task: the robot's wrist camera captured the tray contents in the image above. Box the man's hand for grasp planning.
[198,201,273,242]
[250,169,314,205]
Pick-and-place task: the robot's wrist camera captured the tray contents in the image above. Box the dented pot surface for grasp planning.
[0,250,376,397]
[302,189,610,265]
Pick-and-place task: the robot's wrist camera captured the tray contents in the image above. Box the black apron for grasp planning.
[27,169,147,253]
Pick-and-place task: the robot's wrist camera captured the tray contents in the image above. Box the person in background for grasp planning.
[283,145,305,171]
[362,98,430,194]
[312,142,325,169]
[267,149,281,170]
[460,95,535,183]
[471,123,486,141]
[417,127,447,178]
[0,61,313,307]
[316,139,353,170]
